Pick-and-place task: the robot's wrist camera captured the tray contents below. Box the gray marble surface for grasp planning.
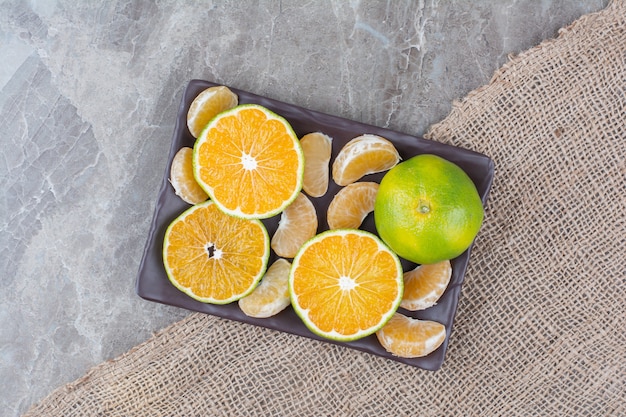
[0,1,608,415]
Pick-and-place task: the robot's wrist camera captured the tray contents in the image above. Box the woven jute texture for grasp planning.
[24,2,625,416]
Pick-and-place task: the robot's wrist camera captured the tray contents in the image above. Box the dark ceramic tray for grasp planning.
[136,79,494,371]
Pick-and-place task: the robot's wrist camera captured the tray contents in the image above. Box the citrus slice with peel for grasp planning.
[327,181,379,229]
[400,260,452,311]
[376,313,446,358]
[289,229,403,342]
[169,147,209,204]
[238,258,292,318]
[271,193,318,258]
[300,132,332,197]
[332,134,400,186]
[193,104,304,219]
[187,86,238,138]
[163,200,270,304]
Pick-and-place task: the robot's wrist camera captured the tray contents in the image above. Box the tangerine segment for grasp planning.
[163,201,270,304]
[401,260,452,311]
[239,258,292,318]
[376,313,446,358]
[169,147,209,205]
[300,132,332,197]
[290,230,403,341]
[271,193,318,258]
[193,104,304,219]
[327,182,379,229]
[332,134,400,186]
[187,86,238,138]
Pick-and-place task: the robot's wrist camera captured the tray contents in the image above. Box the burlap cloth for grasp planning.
[24,2,625,416]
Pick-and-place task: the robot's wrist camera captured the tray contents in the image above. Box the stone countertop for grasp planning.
[0,1,608,415]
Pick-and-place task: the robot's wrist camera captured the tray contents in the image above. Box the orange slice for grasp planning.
[238,258,292,318]
[163,201,270,304]
[271,193,318,258]
[186,86,238,138]
[376,313,446,358]
[400,260,452,311]
[300,132,332,197]
[332,134,400,186]
[327,181,379,229]
[169,147,209,205]
[289,229,403,341]
[193,104,304,219]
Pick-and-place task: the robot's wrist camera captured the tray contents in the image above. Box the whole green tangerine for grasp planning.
[373,154,484,265]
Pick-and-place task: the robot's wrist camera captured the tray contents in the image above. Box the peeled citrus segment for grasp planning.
[163,201,270,304]
[186,86,238,138]
[169,147,209,205]
[239,258,292,318]
[289,229,403,342]
[271,193,318,258]
[332,134,400,186]
[193,104,304,219]
[376,313,446,358]
[327,181,379,229]
[300,132,332,197]
[401,260,452,311]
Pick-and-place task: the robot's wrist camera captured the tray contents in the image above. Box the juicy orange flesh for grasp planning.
[333,136,400,185]
[327,182,378,229]
[196,107,301,215]
[301,132,332,197]
[271,193,318,258]
[342,147,397,179]
[238,258,291,318]
[292,233,401,336]
[187,86,238,138]
[376,313,446,358]
[170,147,208,204]
[401,260,451,311]
[165,203,267,301]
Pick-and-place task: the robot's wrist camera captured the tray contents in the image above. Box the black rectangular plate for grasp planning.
[136,79,494,371]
